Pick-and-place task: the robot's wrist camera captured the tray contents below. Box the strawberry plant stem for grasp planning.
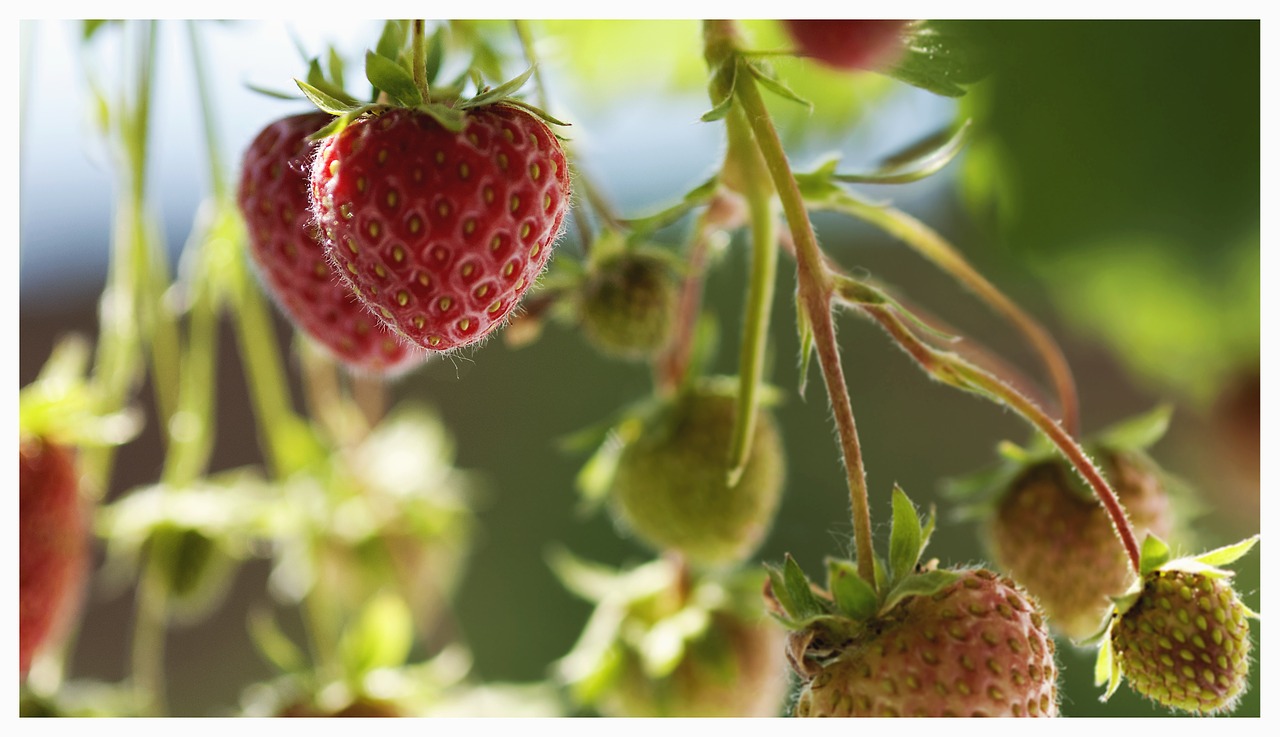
[655,206,716,393]
[724,104,779,485]
[411,19,430,103]
[857,302,1142,574]
[706,20,875,584]
[130,562,170,715]
[821,191,1080,436]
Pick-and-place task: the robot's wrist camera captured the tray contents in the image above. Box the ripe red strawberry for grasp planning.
[1097,534,1258,715]
[20,438,88,678]
[310,104,571,352]
[790,569,1059,717]
[783,20,912,71]
[238,112,424,373]
[989,450,1171,640]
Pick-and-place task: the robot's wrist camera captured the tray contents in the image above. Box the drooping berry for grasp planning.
[578,248,678,361]
[310,104,571,352]
[238,112,424,373]
[783,20,912,72]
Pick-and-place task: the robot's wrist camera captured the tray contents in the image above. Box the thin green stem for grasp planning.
[130,564,170,715]
[724,105,779,485]
[705,20,875,584]
[857,303,1142,575]
[822,191,1080,436]
[411,19,430,103]
[186,21,226,199]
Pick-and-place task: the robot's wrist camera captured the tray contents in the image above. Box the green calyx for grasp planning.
[1093,533,1260,706]
[765,487,959,641]
[289,20,569,141]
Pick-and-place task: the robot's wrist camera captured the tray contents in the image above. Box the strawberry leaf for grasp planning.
[364,50,422,107]
[1138,533,1172,577]
[462,66,536,110]
[248,608,306,674]
[295,79,362,116]
[375,20,407,63]
[826,559,877,620]
[768,555,826,622]
[1190,534,1260,569]
[879,569,960,615]
[745,59,813,111]
[701,59,737,122]
[327,47,346,90]
[425,25,445,85]
[1095,404,1173,452]
[338,592,413,676]
[887,485,923,586]
[418,103,468,133]
[830,120,972,185]
[885,20,988,98]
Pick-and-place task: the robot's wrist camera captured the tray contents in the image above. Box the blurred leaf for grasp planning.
[1190,535,1259,570]
[340,592,414,676]
[1138,534,1172,576]
[1094,405,1173,452]
[885,20,988,98]
[295,79,362,115]
[248,608,307,674]
[745,59,812,111]
[830,120,972,184]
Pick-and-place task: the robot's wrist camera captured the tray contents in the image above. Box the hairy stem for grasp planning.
[705,20,875,583]
[824,191,1080,435]
[655,207,717,394]
[412,19,430,103]
[858,303,1141,574]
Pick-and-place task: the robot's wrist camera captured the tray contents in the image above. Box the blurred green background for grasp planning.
[18,19,1259,717]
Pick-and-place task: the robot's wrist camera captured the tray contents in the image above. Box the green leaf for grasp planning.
[624,176,719,235]
[1095,404,1173,451]
[364,50,422,107]
[1138,533,1172,576]
[547,546,621,603]
[885,20,989,98]
[327,47,346,90]
[339,592,414,676]
[1191,534,1260,569]
[82,19,115,41]
[425,26,445,85]
[418,103,468,133]
[796,285,815,398]
[573,429,624,512]
[887,486,923,586]
[375,20,406,63]
[745,59,813,111]
[826,559,877,620]
[244,83,301,101]
[1094,628,1116,690]
[701,59,737,122]
[880,569,960,615]
[831,120,972,185]
[770,555,826,621]
[461,66,536,109]
[294,79,362,116]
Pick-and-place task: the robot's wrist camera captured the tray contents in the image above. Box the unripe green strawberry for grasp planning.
[555,554,789,717]
[791,569,1059,717]
[1097,534,1259,715]
[20,438,88,678]
[989,450,1171,640]
[610,381,784,565]
[578,248,678,360]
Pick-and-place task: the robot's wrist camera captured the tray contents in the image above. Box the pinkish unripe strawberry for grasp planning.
[990,449,1172,640]
[769,488,1059,717]
[950,407,1182,641]
[20,438,88,678]
[1097,534,1258,715]
[609,379,785,565]
[239,112,424,373]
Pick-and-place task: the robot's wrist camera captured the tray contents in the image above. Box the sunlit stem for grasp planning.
[705,19,875,584]
[412,20,430,103]
[130,560,170,715]
[821,191,1080,436]
[854,301,1141,575]
[723,105,779,486]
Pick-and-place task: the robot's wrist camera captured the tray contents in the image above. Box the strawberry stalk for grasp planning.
[411,19,430,103]
[846,296,1142,575]
[704,20,876,584]
[654,205,718,393]
[814,189,1080,436]
[722,105,779,486]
